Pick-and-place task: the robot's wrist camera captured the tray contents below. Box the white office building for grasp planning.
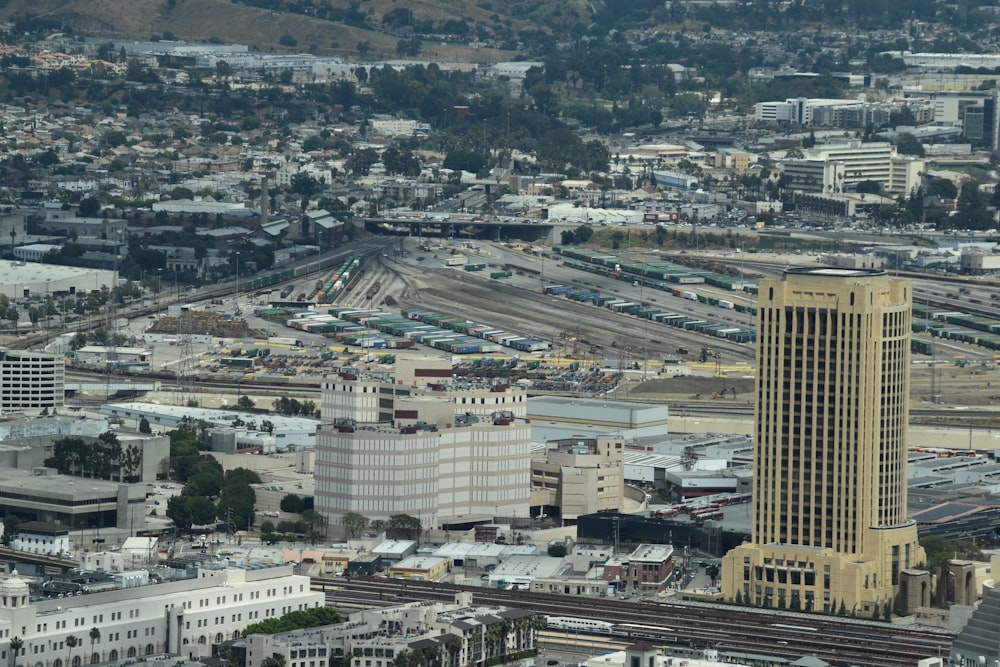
[316,358,531,537]
[780,141,924,195]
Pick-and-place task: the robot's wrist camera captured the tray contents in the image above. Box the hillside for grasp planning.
[0,0,589,61]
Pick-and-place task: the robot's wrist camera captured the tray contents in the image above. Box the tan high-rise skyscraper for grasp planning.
[721,268,925,616]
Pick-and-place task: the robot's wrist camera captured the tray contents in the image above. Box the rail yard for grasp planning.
[312,577,954,667]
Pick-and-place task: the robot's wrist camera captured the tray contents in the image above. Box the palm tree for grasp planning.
[88,628,100,663]
[65,635,79,667]
[10,636,23,667]
[443,634,462,667]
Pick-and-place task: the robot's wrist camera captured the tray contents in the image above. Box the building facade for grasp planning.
[721,268,926,616]
[0,564,322,666]
[0,348,64,412]
[530,435,625,521]
[316,359,531,537]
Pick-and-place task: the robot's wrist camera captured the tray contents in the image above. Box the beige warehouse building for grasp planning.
[721,268,926,617]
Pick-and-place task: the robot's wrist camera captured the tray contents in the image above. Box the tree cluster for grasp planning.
[166,466,260,534]
[44,432,142,482]
[272,396,318,417]
[258,511,324,544]
[338,513,420,540]
[280,493,314,513]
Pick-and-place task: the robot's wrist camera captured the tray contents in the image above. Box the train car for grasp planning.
[545,616,613,635]
[611,624,678,642]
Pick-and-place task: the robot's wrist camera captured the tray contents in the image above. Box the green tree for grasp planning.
[224,468,262,489]
[342,512,369,538]
[955,181,994,230]
[301,509,325,544]
[65,634,79,667]
[280,494,303,513]
[138,417,152,434]
[855,180,882,195]
[166,495,195,534]
[346,148,379,176]
[388,514,421,540]
[382,147,421,177]
[290,173,320,198]
[921,535,983,569]
[78,197,101,217]
[218,483,256,530]
[120,444,142,483]
[926,178,958,200]
[547,543,567,557]
[443,149,486,174]
[244,607,340,637]
[895,132,925,157]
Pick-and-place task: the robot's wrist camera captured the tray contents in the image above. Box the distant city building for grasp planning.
[884,50,1000,71]
[652,170,698,190]
[722,268,927,616]
[368,117,432,137]
[949,558,1000,663]
[780,141,923,196]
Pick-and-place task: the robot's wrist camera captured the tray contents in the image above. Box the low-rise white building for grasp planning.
[11,521,70,556]
[0,562,322,662]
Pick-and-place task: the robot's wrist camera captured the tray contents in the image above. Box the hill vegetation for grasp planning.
[2,0,987,60]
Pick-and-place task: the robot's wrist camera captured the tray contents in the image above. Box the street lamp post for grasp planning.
[156,268,162,317]
[235,251,241,307]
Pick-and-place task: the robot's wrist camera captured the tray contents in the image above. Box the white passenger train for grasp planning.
[544,616,613,634]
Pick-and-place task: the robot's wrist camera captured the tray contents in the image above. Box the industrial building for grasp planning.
[315,358,532,537]
[527,396,669,441]
[100,403,318,450]
[0,261,117,302]
[721,268,927,616]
